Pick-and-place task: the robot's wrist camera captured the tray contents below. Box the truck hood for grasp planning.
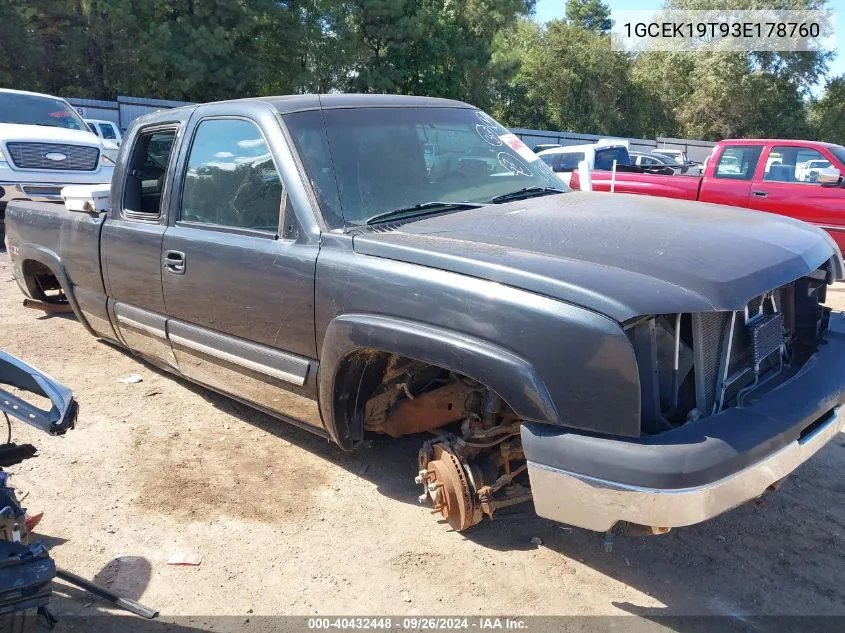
[0,123,103,148]
[352,192,839,322]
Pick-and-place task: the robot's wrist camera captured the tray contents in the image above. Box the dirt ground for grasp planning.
[2,248,845,621]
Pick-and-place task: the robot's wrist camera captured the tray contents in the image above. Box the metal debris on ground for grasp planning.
[22,299,74,314]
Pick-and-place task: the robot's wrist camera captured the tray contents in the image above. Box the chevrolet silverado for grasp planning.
[4,95,845,535]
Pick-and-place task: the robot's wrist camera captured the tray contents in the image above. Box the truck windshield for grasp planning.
[0,92,88,131]
[284,107,567,228]
[830,146,845,167]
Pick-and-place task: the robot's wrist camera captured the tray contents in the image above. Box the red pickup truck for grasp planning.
[570,139,845,250]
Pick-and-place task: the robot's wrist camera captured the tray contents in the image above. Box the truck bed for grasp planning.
[570,169,703,200]
[4,200,107,329]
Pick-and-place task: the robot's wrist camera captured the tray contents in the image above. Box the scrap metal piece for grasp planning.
[0,350,77,435]
[21,299,74,315]
[56,568,158,620]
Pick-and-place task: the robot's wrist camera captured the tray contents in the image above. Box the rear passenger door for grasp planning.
[161,105,322,428]
[699,144,763,208]
[102,117,186,369]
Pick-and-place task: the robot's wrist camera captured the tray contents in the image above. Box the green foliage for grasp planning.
[623,0,832,140]
[564,0,610,32]
[0,0,838,143]
[491,18,666,137]
[809,77,845,144]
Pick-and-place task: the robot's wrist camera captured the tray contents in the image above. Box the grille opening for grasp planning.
[5,142,99,171]
[630,266,833,436]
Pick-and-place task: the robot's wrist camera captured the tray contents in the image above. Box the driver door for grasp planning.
[160,110,321,426]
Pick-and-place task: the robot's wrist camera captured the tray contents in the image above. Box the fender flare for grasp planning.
[319,313,559,449]
[16,243,97,337]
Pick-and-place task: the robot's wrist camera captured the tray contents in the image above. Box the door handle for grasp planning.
[163,250,186,275]
[752,190,768,198]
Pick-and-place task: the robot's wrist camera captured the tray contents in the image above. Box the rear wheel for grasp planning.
[21,261,66,304]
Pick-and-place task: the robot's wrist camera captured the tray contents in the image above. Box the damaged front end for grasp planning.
[627,265,833,435]
[524,262,845,533]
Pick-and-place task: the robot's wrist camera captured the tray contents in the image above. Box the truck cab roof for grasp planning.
[717,138,845,151]
[138,94,472,126]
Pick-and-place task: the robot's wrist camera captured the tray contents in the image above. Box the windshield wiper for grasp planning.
[489,186,566,204]
[366,201,483,225]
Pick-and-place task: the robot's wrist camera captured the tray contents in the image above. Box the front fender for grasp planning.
[319,314,558,449]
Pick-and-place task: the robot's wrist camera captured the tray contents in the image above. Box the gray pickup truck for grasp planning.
[5,95,845,535]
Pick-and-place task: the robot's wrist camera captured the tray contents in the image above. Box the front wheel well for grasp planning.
[330,349,516,444]
[330,348,530,532]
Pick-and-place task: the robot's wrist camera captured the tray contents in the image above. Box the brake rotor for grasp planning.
[424,444,478,531]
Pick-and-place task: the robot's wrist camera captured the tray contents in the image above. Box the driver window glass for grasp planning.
[764,146,830,183]
[99,123,117,139]
[180,119,282,233]
[123,128,177,216]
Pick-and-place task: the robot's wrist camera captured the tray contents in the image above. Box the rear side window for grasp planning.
[714,146,763,180]
[557,152,585,172]
[595,147,630,170]
[180,119,283,233]
[99,123,117,139]
[539,153,559,169]
[123,128,177,217]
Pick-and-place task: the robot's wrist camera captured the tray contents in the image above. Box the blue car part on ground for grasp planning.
[0,349,77,436]
[0,349,77,627]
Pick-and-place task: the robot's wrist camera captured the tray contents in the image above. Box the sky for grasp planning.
[532,0,845,89]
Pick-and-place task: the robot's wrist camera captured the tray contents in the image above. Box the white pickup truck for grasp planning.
[0,88,114,239]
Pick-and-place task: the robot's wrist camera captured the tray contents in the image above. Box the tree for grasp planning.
[809,77,845,144]
[629,0,832,140]
[564,0,609,32]
[488,19,550,128]
[342,0,534,106]
[663,0,833,94]
[490,18,662,136]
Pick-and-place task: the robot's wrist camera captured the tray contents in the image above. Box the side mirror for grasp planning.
[817,167,841,186]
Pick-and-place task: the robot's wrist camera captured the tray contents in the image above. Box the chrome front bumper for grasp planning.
[527,406,843,531]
